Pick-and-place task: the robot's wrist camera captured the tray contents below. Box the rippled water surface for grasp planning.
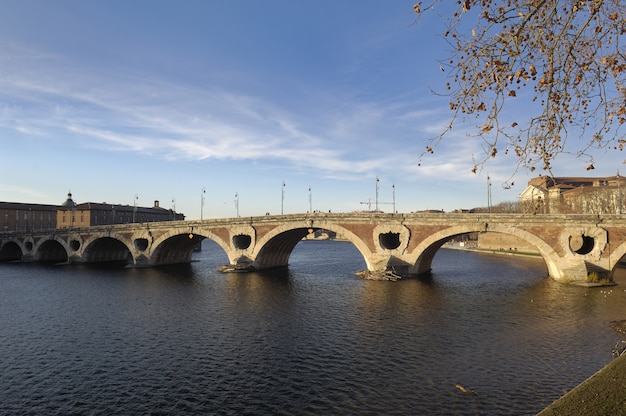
[1,240,625,415]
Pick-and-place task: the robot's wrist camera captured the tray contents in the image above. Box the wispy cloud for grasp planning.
[0,184,49,201]
[0,50,389,171]
[0,39,499,185]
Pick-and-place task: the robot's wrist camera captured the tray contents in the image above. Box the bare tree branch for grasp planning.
[415,0,626,177]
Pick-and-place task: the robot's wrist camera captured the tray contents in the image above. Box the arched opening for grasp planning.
[290,238,367,273]
[255,228,310,269]
[255,226,367,274]
[413,229,548,279]
[83,237,132,266]
[191,238,231,268]
[70,240,81,251]
[152,233,206,265]
[0,242,23,262]
[38,240,69,264]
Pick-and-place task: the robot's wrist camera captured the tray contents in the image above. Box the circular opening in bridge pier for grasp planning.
[379,232,401,250]
[25,241,33,251]
[69,240,80,251]
[233,234,252,250]
[570,234,594,255]
[134,238,149,251]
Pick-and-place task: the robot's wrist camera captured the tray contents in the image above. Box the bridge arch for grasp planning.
[0,241,23,262]
[81,237,133,265]
[37,239,69,263]
[408,224,557,278]
[150,227,232,266]
[251,221,374,271]
[607,241,626,276]
[151,233,204,265]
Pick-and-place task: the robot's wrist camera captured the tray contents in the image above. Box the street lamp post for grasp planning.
[618,170,622,215]
[375,176,380,212]
[201,187,206,220]
[487,175,492,214]
[281,181,286,215]
[308,186,312,213]
[132,194,138,223]
[235,192,239,217]
[392,183,396,214]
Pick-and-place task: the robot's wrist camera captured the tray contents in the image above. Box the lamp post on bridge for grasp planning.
[360,178,395,213]
[235,192,239,217]
[487,175,492,214]
[618,170,622,215]
[281,181,286,215]
[201,187,206,220]
[132,194,138,223]
[375,176,379,212]
[308,186,312,213]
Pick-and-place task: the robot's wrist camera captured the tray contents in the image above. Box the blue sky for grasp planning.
[1,1,623,219]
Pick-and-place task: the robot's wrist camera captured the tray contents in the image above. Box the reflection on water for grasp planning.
[0,240,624,415]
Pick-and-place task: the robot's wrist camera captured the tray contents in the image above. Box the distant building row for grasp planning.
[1,193,184,233]
[518,175,626,214]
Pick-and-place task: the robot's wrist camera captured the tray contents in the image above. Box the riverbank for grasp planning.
[537,352,626,415]
[443,241,542,258]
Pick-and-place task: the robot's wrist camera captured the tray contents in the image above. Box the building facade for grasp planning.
[56,193,184,228]
[518,175,625,214]
[1,202,59,232]
[1,193,184,232]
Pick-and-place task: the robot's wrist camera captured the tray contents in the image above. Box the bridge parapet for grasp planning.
[1,213,625,285]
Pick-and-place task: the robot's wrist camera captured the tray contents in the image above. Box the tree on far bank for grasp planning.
[414,0,625,180]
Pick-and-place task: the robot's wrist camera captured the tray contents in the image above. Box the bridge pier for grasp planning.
[547,258,614,286]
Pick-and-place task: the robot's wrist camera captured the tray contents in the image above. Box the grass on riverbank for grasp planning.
[537,352,626,415]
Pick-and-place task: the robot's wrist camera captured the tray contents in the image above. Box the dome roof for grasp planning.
[61,192,76,208]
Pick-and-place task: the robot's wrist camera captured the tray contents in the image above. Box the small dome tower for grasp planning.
[61,191,76,208]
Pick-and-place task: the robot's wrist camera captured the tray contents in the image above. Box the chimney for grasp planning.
[154,200,159,208]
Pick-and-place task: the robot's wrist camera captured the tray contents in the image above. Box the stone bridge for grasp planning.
[1,212,625,285]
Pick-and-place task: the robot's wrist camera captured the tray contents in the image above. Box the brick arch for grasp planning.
[81,237,133,264]
[150,227,232,266]
[608,242,626,275]
[0,240,24,261]
[75,234,133,264]
[35,238,69,263]
[407,224,557,278]
[251,221,375,271]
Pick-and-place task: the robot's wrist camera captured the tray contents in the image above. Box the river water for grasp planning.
[1,240,625,415]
